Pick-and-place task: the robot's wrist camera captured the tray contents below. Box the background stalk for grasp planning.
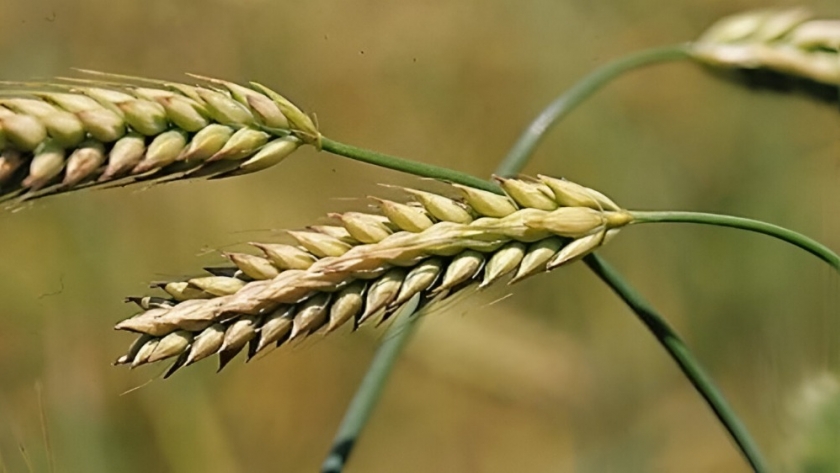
[582,254,769,473]
[318,139,511,473]
[494,43,691,176]
[320,298,420,473]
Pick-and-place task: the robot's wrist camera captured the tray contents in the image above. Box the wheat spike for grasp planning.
[113,175,634,377]
[0,71,317,204]
[692,8,840,101]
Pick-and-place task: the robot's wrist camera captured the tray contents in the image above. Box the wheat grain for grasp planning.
[692,8,840,101]
[0,71,317,204]
[113,175,633,377]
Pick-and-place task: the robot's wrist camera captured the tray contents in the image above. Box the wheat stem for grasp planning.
[631,210,840,271]
[320,137,498,193]
[582,254,770,473]
[317,137,509,472]
[495,43,692,176]
[321,296,420,473]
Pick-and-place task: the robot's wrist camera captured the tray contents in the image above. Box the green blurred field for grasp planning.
[1,0,839,471]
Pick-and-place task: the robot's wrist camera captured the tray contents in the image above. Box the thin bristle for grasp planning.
[0,71,317,205]
[113,176,634,376]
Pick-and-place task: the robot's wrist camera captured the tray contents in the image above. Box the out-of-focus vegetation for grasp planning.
[0,0,838,471]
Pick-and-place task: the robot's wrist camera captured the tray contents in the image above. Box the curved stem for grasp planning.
[318,140,507,473]
[496,43,692,176]
[583,254,769,473]
[321,297,421,473]
[631,210,840,271]
[320,137,499,194]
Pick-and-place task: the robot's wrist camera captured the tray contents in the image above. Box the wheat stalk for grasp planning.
[0,71,318,204]
[692,8,840,98]
[113,175,632,377]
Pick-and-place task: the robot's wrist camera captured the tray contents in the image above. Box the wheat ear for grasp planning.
[113,175,632,377]
[692,8,840,98]
[0,71,318,204]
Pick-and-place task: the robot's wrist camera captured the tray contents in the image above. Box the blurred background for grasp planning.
[1,0,839,471]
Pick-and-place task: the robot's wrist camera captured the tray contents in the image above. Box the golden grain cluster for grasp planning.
[0,72,317,203]
[114,175,632,376]
[693,8,840,90]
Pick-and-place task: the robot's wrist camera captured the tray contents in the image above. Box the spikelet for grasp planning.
[113,176,633,377]
[0,71,317,204]
[692,8,840,101]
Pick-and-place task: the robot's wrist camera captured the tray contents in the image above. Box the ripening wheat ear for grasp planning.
[0,71,319,204]
[692,8,840,101]
[113,175,633,377]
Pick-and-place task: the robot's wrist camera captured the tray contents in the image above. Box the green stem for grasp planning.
[321,137,499,194]
[321,297,421,473]
[496,43,692,176]
[631,210,840,271]
[319,138,510,473]
[582,254,769,473]
[316,138,780,473]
